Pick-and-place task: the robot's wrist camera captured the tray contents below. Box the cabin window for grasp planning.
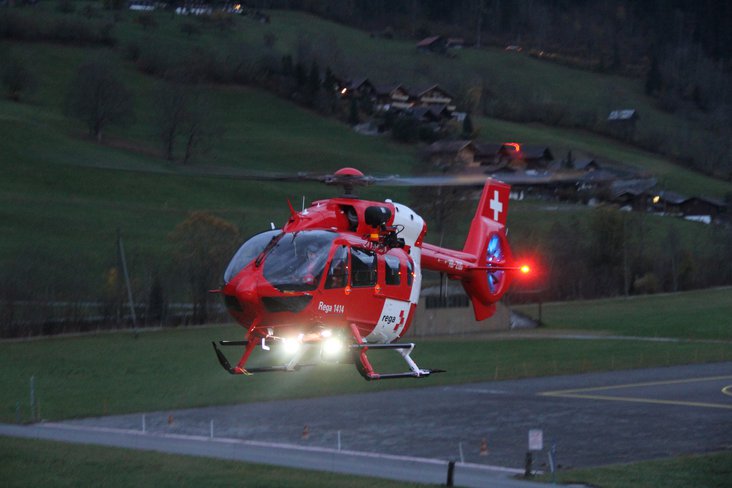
[325,245,349,289]
[385,255,400,286]
[351,248,377,287]
[406,258,414,286]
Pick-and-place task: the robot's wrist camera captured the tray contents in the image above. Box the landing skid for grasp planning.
[349,343,446,380]
[211,337,444,381]
[212,341,316,375]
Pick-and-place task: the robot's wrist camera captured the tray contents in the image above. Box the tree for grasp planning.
[461,113,475,139]
[154,83,189,161]
[181,93,217,164]
[66,59,133,142]
[154,83,217,164]
[169,212,240,324]
[645,53,662,96]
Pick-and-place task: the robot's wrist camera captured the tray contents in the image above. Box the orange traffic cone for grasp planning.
[302,425,310,440]
[479,437,489,456]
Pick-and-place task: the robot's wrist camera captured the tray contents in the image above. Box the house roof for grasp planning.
[474,143,503,156]
[656,190,688,205]
[573,158,600,170]
[346,78,372,90]
[411,84,453,99]
[416,36,443,48]
[428,140,475,154]
[579,169,617,184]
[689,196,727,209]
[608,109,639,121]
[521,145,554,161]
[610,178,657,199]
[374,83,407,96]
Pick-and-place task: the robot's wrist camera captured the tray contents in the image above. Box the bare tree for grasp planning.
[65,58,133,142]
[154,83,217,163]
[154,82,189,161]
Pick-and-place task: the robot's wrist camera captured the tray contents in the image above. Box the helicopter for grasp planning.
[211,167,533,380]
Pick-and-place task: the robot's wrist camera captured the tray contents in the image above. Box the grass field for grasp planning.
[537,451,732,488]
[514,286,732,340]
[0,436,431,488]
[1,287,730,423]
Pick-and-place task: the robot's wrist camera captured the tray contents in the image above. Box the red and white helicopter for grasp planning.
[212,167,531,380]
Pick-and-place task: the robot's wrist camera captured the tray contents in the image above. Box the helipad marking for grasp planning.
[540,375,732,410]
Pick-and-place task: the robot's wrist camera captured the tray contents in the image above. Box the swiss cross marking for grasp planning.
[489,190,503,221]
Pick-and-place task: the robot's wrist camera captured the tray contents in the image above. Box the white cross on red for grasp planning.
[489,190,503,221]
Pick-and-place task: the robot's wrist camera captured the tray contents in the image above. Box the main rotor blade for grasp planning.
[371,171,583,187]
[85,159,582,188]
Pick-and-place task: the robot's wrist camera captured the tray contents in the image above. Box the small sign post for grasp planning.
[525,429,543,478]
[529,429,543,451]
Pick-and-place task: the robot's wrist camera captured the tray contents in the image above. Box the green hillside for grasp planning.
[1,4,730,307]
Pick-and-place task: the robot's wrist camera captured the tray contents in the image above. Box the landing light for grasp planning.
[322,337,344,356]
[282,337,301,355]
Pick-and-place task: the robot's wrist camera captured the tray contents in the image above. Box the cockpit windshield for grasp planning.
[263,230,336,291]
[223,229,281,284]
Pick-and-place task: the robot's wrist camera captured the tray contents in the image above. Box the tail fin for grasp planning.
[421,179,515,321]
[461,179,514,320]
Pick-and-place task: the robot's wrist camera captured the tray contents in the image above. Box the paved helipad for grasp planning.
[61,362,732,470]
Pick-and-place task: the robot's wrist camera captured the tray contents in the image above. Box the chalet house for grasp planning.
[409,105,451,124]
[650,191,727,223]
[576,170,619,199]
[426,140,477,169]
[680,196,727,223]
[339,78,376,100]
[474,143,503,166]
[522,146,554,169]
[374,84,412,111]
[610,178,657,210]
[416,36,447,54]
[500,144,553,170]
[650,190,687,216]
[410,84,456,112]
[573,158,600,171]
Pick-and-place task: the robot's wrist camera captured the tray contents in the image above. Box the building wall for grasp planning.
[404,301,510,337]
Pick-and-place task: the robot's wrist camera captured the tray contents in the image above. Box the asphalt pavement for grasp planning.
[3,362,732,487]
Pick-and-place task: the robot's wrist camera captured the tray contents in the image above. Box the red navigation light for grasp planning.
[520,264,531,274]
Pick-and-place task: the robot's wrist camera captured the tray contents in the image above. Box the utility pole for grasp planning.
[117,229,138,337]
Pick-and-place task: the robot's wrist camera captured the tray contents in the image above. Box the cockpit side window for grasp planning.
[325,245,349,289]
[351,248,377,287]
[224,229,280,283]
[385,255,400,286]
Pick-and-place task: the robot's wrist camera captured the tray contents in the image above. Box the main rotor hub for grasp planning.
[325,167,371,197]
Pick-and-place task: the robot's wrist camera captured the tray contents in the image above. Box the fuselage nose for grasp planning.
[222,269,261,327]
